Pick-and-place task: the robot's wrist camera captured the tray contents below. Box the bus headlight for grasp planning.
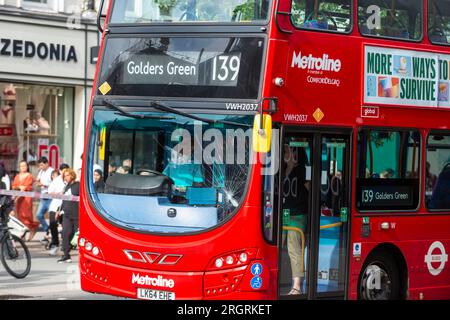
[239,252,248,263]
[215,258,224,268]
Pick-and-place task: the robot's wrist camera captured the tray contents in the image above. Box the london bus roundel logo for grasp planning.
[424,241,448,276]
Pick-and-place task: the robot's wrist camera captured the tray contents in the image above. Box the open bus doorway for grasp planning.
[278,129,351,299]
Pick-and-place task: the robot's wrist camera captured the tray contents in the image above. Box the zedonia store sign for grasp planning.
[364,45,450,108]
[0,38,77,62]
[0,20,94,81]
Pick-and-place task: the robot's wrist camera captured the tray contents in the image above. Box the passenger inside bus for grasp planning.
[291,0,351,32]
[380,168,395,179]
[282,143,310,295]
[429,163,450,210]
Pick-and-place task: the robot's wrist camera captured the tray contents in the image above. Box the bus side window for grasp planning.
[426,134,450,210]
[291,0,351,33]
[356,129,421,211]
[428,0,450,44]
[358,0,423,41]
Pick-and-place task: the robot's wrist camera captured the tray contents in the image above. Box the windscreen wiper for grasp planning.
[103,99,174,120]
[147,100,252,128]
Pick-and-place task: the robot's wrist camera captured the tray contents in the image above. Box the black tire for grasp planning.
[358,251,400,300]
[0,234,31,279]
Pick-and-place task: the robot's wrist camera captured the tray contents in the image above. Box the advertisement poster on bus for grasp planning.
[364,45,450,109]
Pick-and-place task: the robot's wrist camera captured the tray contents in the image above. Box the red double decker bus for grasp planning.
[79,0,450,300]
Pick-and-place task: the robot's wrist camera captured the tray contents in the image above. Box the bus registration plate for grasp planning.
[137,288,175,300]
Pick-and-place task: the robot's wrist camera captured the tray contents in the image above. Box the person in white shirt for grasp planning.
[35,157,54,236]
[0,162,10,190]
[47,163,69,255]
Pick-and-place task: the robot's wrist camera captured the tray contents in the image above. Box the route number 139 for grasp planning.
[362,189,374,203]
[212,54,241,82]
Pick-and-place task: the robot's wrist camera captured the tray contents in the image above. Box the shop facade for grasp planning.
[0,8,98,177]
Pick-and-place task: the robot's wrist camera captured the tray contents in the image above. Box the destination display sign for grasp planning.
[123,52,242,87]
[98,37,264,99]
[357,182,416,210]
[364,46,450,108]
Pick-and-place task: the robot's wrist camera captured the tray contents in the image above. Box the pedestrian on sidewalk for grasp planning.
[57,168,79,263]
[35,157,54,240]
[11,161,39,241]
[47,163,69,255]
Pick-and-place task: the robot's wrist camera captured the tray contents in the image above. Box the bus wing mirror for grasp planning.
[275,0,294,34]
[99,126,106,161]
[252,114,272,153]
[97,0,108,34]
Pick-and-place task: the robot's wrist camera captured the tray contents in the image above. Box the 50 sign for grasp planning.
[38,144,60,170]
[211,53,241,86]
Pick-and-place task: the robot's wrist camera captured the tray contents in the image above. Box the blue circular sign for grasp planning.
[251,263,263,276]
[250,276,262,289]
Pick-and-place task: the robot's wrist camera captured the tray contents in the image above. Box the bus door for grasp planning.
[278,129,351,299]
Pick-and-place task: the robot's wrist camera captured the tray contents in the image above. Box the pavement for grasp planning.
[0,231,123,300]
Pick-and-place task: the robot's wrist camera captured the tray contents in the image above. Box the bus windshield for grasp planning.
[88,109,253,234]
[110,0,270,24]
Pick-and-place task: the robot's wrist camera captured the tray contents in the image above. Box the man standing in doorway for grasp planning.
[35,157,54,240]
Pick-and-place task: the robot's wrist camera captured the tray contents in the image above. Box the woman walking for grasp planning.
[12,161,39,241]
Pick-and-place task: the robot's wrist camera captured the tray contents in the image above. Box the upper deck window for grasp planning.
[110,0,270,24]
[358,0,423,41]
[428,0,450,45]
[291,0,352,33]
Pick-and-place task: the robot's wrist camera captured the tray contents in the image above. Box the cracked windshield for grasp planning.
[110,0,270,23]
[88,110,253,234]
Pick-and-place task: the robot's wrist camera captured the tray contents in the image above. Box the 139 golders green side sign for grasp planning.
[364,45,450,108]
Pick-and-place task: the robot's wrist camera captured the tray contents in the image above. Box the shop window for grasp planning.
[428,0,450,45]
[426,133,450,210]
[291,0,352,33]
[358,0,423,41]
[0,83,73,177]
[356,129,420,211]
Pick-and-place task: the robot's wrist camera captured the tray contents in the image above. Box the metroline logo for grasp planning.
[131,273,175,288]
[291,51,342,72]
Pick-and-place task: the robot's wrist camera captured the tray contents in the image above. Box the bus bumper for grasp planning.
[79,254,272,300]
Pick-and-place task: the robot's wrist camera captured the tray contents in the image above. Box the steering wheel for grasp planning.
[136,169,166,176]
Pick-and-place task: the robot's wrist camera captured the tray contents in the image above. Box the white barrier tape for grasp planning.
[0,189,79,202]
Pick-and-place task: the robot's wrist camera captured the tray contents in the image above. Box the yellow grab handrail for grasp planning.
[319,222,343,230]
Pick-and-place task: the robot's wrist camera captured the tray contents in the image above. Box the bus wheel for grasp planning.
[359,252,400,300]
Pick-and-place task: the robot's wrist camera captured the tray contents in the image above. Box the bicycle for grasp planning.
[0,196,31,279]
